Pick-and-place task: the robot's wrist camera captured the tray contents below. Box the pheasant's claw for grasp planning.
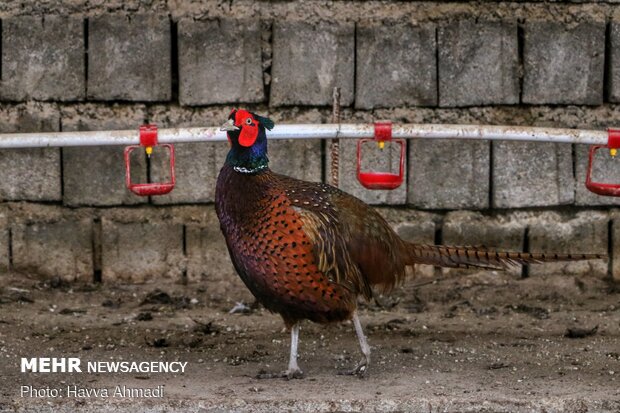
[338,359,369,378]
[284,368,304,380]
[256,368,304,380]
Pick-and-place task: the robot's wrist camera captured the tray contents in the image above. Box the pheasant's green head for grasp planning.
[220,109,275,173]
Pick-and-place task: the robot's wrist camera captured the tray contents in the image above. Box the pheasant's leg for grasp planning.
[339,311,371,377]
[284,323,304,379]
[256,323,304,380]
[351,311,371,375]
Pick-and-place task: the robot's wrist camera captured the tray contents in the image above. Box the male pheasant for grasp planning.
[215,109,603,379]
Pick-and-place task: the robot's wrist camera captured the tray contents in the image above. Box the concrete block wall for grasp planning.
[356,22,436,109]
[0,1,620,285]
[88,14,172,101]
[438,20,519,107]
[178,18,264,105]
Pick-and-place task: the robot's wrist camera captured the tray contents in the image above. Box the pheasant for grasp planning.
[215,109,603,379]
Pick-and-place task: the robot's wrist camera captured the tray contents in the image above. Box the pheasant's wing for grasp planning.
[291,203,372,299]
[281,175,407,296]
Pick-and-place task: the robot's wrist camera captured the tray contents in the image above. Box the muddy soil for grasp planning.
[0,270,619,412]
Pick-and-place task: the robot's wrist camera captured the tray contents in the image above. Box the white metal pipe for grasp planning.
[0,124,609,148]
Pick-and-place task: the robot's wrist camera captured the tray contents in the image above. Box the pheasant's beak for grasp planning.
[220,119,240,131]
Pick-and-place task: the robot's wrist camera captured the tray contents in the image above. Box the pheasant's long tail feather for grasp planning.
[406,244,605,270]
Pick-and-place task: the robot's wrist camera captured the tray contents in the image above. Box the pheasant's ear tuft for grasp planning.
[251,113,275,131]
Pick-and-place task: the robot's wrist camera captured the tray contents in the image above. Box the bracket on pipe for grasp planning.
[356,122,405,190]
[124,124,176,196]
[585,129,620,197]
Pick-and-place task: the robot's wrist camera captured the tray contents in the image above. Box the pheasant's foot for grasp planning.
[228,301,252,314]
[284,367,304,380]
[338,359,369,378]
[256,368,304,380]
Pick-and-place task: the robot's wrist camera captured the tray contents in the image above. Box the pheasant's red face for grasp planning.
[231,109,259,147]
[220,109,275,149]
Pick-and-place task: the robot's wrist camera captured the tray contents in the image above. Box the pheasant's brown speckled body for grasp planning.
[215,109,604,378]
[216,164,409,327]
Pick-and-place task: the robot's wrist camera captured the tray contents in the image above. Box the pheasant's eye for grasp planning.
[245,118,253,125]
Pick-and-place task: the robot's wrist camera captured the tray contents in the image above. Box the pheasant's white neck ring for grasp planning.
[233,164,268,174]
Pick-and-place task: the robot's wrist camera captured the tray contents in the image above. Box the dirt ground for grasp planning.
[0,269,619,412]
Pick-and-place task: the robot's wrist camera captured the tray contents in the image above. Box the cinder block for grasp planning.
[0,16,84,101]
[64,146,147,206]
[186,217,253,302]
[528,211,608,277]
[378,208,437,244]
[328,139,407,205]
[443,211,525,276]
[443,211,524,250]
[394,221,435,245]
[0,208,8,273]
[608,16,620,102]
[408,140,489,209]
[356,22,436,109]
[438,20,518,107]
[492,141,574,208]
[0,103,61,201]
[148,106,231,205]
[178,18,264,105]
[268,139,322,182]
[612,211,620,281]
[574,144,620,206]
[0,149,61,202]
[61,105,148,206]
[270,21,354,106]
[88,14,171,101]
[101,219,184,283]
[0,104,61,202]
[12,219,93,281]
[151,143,219,204]
[522,21,605,105]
